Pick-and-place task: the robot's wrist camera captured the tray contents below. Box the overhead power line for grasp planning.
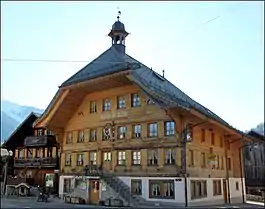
[1,2,246,64]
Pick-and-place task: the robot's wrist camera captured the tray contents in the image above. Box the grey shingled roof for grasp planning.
[61,46,138,87]
[56,45,248,137]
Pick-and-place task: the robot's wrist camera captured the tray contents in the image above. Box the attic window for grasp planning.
[153,71,165,81]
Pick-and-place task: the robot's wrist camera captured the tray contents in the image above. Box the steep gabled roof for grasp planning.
[2,112,39,149]
[39,45,250,138]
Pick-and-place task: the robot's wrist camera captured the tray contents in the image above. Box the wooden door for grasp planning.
[223,179,228,203]
[89,179,99,204]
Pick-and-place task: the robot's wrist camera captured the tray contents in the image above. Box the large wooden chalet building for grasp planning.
[33,15,257,207]
[3,112,60,194]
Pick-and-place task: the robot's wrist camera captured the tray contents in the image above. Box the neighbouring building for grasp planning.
[244,130,265,193]
[33,14,255,207]
[2,112,60,195]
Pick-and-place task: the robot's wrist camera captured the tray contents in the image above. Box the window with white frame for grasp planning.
[77,131,84,143]
[165,148,175,165]
[90,101,97,113]
[65,153,71,166]
[148,123,158,138]
[103,152,111,162]
[118,126,126,139]
[164,121,175,136]
[89,152,97,165]
[103,99,111,111]
[149,180,175,199]
[76,153,84,166]
[118,151,126,165]
[18,149,24,159]
[131,93,140,107]
[117,96,126,109]
[66,132,72,144]
[132,151,141,165]
[132,125,141,138]
[37,129,43,136]
[89,129,97,142]
[148,149,158,165]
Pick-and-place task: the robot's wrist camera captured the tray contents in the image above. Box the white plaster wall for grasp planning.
[118,176,185,204]
[59,175,100,197]
[187,177,224,206]
[229,178,245,204]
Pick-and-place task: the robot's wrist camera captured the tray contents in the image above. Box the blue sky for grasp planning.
[1,1,264,131]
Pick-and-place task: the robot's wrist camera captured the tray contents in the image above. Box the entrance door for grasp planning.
[89,179,99,204]
[223,179,228,203]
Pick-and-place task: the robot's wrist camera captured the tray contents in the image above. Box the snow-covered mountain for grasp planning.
[1,100,44,142]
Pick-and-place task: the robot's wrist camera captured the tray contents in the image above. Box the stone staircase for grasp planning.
[101,170,182,208]
[102,172,146,207]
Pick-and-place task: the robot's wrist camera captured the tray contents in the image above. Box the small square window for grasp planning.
[117,96,126,109]
[90,101,97,113]
[131,94,140,107]
[103,99,111,111]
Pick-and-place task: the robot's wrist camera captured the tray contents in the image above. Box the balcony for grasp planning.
[24,135,56,147]
[14,157,59,168]
[84,165,103,176]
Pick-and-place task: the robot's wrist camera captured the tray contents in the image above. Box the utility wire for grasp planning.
[0,2,246,64]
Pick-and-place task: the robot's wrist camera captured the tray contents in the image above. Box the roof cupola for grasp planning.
[108,10,129,54]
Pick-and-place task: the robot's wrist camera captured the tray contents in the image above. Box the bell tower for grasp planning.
[108,10,129,54]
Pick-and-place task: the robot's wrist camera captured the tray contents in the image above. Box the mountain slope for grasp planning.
[252,122,264,135]
[1,100,43,142]
[0,111,20,141]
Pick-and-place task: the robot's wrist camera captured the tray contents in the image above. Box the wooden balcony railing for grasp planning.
[14,157,59,168]
[24,135,56,147]
[84,165,103,176]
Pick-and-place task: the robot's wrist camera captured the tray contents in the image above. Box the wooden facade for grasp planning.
[35,82,250,204]
[3,113,60,194]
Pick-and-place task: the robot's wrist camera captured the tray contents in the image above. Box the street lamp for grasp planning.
[1,148,13,196]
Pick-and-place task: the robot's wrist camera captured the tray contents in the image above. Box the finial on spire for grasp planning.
[117,7,121,20]
[162,69,165,77]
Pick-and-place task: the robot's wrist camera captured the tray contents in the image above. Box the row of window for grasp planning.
[66,121,176,144]
[201,129,229,149]
[188,149,231,170]
[63,178,240,200]
[35,129,53,136]
[17,147,55,158]
[65,149,176,166]
[89,93,155,113]
[190,180,239,199]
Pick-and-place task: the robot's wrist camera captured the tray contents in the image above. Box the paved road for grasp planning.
[1,197,264,209]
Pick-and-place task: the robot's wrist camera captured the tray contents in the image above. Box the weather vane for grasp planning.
[117,7,121,20]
